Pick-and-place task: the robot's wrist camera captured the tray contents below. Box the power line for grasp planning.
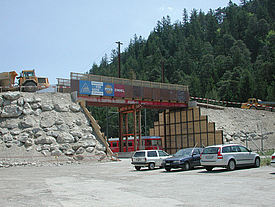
[80,43,116,72]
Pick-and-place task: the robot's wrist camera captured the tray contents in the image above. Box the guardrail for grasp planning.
[191,96,275,110]
[70,72,188,91]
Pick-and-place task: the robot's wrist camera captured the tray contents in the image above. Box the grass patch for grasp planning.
[256,149,275,156]
[260,157,271,166]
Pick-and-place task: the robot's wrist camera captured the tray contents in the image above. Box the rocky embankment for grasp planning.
[200,107,275,151]
[0,92,110,167]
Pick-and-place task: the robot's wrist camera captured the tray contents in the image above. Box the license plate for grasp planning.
[166,163,170,165]
[206,156,213,159]
[136,158,141,161]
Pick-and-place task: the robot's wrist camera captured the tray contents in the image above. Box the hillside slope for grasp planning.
[200,107,275,151]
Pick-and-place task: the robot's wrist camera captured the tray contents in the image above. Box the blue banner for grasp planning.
[79,80,92,95]
[79,80,114,96]
[103,82,114,96]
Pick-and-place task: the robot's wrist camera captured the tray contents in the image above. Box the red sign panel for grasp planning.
[114,84,125,97]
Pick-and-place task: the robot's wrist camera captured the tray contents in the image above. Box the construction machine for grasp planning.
[0,69,50,92]
[241,98,275,111]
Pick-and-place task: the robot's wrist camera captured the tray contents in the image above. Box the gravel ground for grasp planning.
[0,159,274,207]
[200,107,275,151]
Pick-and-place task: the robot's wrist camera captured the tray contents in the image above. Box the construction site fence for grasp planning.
[70,72,188,91]
[190,96,275,110]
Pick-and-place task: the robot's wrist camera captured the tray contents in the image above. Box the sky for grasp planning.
[0,0,238,84]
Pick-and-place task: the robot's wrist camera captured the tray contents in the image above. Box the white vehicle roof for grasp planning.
[205,143,242,148]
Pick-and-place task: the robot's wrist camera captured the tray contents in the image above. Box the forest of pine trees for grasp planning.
[88,0,275,137]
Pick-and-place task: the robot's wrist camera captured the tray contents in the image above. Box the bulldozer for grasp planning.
[0,69,50,92]
[241,98,275,111]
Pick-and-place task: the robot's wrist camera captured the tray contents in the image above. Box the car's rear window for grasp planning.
[202,147,219,154]
[133,152,145,157]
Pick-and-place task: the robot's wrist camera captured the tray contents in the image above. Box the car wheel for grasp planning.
[135,166,141,171]
[254,157,260,168]
[148,163,155,170]
[205,167,213,171]
[165,167,171,172]
[182,162,190,171]
[227,159,236,171]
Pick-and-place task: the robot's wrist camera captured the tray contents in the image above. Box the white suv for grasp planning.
[131,150,170,170]
[200,144,260,171]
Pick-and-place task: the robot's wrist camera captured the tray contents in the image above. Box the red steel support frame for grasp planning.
[81,95,189,153]
[125,113,128,152]
[117,105,143,152]
[138,110,142,150]
[133,107,137,151]
[119,111,123,152]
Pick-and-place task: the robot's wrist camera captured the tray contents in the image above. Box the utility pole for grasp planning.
[161,59,167,152]
[116,41,123,152]
[116,41,123,78]
[162,60,164,83]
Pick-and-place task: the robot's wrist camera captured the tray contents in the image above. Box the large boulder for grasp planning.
[0,128,9,135]
[76,147,85,154]
[86,147,95,153]
[70,130,83,138]
[3,92,21,100]
[25,138,33,147]
[41,103,53,111]
[34,109,42,116]
[59,143,71,151]
[35,136,56,145]
[54,119,64,125]
[10,128,21,135]
[2,133,13,142]
[18,132,29,143]
[56,132,75,143]
[64,149,75,155]
[2,119,19,129]
[20,117,35,128]
[24,97,34,103]
[70,104,81,112]
[40,116,55,128]
[51,149,63,156]
[23,108,34,115]
[54,103,69,112]
[1,105,22,117]
[17,97,24,106]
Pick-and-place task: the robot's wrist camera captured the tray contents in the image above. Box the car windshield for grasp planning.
[202,147,219,154]
[133,152,145,157]
[174,148,193,157]
[158,151,169,156]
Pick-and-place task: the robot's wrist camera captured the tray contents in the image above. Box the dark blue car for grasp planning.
[161,148,203,172]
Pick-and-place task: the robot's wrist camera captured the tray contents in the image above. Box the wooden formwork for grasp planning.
[150,107,223,154]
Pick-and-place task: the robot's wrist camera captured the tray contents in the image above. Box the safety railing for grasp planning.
[70,72,188,91]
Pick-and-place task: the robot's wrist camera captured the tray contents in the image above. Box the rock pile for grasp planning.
[0,91,109,167]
